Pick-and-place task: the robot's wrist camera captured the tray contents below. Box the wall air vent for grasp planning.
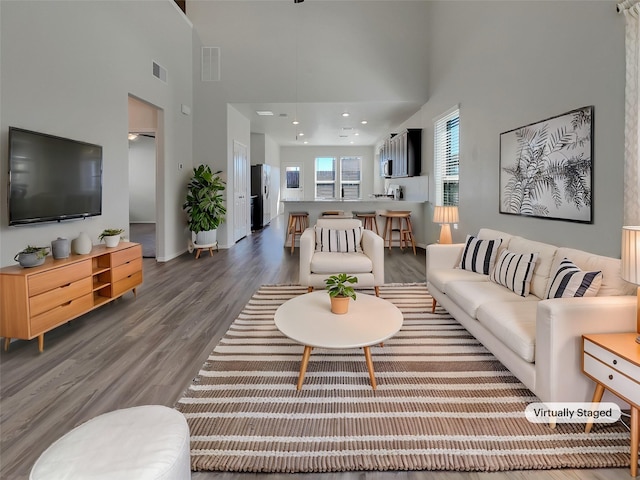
[152,61,167,83]
[202,47,221,82]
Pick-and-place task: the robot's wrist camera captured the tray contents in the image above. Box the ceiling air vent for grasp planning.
[152,61,167,83]
[202,47,221,82]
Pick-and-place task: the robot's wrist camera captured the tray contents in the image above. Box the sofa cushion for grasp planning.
[554,247,636,297]
[315,227,362,253]
[545,258,602,299]
[428,268,489,293]
[476,301,538,363]
[310,251,372,274]
[506,236,558,298]
[445,280,538,319]
[459,235,503,275]
[490,250,538,297]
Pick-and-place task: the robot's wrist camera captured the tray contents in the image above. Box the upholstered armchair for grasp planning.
[299,218,385,295]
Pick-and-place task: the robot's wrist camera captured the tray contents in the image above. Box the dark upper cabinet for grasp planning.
[379,128,422,178]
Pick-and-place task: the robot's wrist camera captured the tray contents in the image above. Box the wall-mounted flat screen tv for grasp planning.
[8,127,103,226]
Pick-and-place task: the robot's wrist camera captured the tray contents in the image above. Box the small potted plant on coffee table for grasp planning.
[325,273,358,314]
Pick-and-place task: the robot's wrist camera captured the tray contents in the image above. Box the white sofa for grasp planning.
[426,228,636,404]
[299,218,384,293]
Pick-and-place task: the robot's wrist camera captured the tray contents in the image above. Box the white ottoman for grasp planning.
[30,405,191,480]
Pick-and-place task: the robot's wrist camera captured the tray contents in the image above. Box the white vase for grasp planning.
[195,229,217,246]
[73,232,92,255]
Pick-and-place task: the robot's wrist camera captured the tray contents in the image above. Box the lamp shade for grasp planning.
[433,206,459,224]
[622,226,640,284]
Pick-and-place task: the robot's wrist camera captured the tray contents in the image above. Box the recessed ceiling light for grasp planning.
[303,140,308,144]
[256,111,274,116]
[350,141,355,144]
[361,120,368,125]
[292,120,300,125]
[299,132,304,136]
[342,112,350,117]
[128,133,138,141]
[354,132,360,136]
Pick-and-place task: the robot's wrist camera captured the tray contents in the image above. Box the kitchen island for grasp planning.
[282,199,427,249]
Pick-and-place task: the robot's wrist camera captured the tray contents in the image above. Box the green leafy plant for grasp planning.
[182,165,227,233]
[18,245,49,259]
[99,228,124,240]
[324,273,358,300]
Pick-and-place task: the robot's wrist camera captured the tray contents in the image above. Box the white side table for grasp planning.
[582,333,640,477]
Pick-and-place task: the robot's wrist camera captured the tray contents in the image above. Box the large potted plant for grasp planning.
[183,165,226,245]
[325,273,358,314]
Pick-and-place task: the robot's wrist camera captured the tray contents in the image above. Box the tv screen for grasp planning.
[8,127,103,225]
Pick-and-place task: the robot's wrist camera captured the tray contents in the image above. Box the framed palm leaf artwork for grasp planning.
[499,106,593,223]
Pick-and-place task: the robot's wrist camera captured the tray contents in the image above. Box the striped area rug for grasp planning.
[174,284,630,473]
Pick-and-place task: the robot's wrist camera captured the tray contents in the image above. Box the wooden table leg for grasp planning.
[37,334,44,353]
[585,383,605,433]
[363,346,377,390]
[631,406,638,477]
[296,346,313,390]
[3,337,10,352]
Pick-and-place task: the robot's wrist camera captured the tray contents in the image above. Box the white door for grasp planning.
[282,163,304,201]
[233,141,249,242]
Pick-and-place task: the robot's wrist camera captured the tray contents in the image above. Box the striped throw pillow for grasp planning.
[459,235,503,275]
[315,227,362,253]
[490,250,538,297]
[546,258,602,299]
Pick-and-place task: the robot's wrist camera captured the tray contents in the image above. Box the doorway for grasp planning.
[128,95,162,259]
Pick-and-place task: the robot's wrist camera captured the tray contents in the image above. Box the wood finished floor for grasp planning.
[0,215,629,480]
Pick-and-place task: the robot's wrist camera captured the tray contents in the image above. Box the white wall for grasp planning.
[0,0,193,266]
[420,1,626,257]
[280,145,377,201]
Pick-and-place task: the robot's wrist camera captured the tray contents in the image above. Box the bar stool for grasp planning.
[287,211,309,254]
[353,211,379,235]
[380,211,416,254]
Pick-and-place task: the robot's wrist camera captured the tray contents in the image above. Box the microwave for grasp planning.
[383,159,393,177]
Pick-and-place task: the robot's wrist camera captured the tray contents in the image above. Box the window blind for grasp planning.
[434,107,460,206]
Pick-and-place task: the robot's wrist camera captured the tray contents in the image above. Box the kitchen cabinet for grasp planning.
[379,128,422,178]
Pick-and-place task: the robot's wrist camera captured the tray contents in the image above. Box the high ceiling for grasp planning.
[188,0,431,147]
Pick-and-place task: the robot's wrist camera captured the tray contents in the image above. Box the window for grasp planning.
[434,107,460,206]
[315,156,362,200]
[315,157,336,199]
[285,166,300,189]
[340,156,361,200]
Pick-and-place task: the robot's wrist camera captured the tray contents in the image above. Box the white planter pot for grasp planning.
[195,229,217,246]
[103,235,121,248]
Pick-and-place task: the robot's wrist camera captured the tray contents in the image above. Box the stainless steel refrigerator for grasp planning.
[251,164,271,230]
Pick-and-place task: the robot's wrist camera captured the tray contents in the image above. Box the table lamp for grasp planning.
[433,206,459,244]
[621,226,640,344]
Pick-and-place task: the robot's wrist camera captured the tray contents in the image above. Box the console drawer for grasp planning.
[111,245,142,268]
[111,257,142,283]
[28,260,91,296]
[29,277,92,317]
[30,293,94,335]
[111,271,142,297]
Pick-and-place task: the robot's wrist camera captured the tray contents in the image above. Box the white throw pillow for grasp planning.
[545,258,602,299]
[315,227,362,253]
[459,235,503,275]
[490,250,538,297]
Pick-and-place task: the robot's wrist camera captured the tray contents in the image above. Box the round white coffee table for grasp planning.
[274,291,403,390]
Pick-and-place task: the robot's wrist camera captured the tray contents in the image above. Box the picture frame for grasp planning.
[499,106,593,224]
